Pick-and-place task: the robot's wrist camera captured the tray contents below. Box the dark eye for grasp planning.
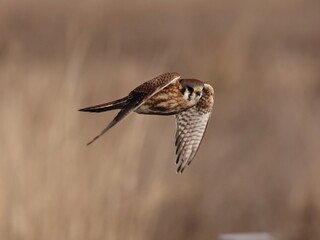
[187,86,193,93]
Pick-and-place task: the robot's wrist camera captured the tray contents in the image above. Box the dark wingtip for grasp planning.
[176,166,184,174]
[176,168,183,174]
[86,134,101,146]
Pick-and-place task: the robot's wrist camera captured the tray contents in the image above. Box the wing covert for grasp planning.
[129,72,181,109]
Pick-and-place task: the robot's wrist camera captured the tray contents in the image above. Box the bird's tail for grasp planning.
[85,97,141,145]
[78,96,128,113]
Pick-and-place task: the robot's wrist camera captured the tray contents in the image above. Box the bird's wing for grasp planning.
[86,72,180,145]
[129,72,181,107]
[175,83,214,173]
[86,95,144,145]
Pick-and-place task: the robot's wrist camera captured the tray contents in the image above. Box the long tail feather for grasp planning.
[86,97,141,145]
[78,96,128,113]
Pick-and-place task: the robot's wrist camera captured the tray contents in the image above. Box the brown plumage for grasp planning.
[79,72,214,173]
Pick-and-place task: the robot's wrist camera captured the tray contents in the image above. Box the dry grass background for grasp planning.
[0,0,320,239]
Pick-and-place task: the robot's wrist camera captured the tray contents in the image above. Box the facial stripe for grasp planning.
[180,87,186,95]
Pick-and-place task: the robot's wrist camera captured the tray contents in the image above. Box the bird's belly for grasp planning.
[135,89,195,115]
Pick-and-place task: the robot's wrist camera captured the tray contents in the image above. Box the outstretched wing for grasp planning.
[86,72,181,145]
[175,83,214,173]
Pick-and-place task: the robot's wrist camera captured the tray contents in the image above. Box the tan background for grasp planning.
[1,0,320,239]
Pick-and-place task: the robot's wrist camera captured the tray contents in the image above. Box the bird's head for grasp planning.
[179,79,204,102]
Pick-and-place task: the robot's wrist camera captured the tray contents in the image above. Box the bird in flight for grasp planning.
[79,72,214,173]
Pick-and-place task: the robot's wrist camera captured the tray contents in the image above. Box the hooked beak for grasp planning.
[194,86,203,96]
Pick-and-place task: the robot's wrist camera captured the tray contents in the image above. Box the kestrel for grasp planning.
[79,72,214,172]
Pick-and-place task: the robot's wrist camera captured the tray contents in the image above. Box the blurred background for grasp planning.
[1,0,320,239]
